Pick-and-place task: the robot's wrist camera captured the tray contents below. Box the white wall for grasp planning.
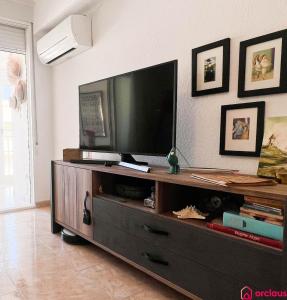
[0,0,33,22]
[50,0,287,174]
[33,55,53,203]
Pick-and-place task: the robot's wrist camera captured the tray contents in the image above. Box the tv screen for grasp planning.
[79,60,177,156]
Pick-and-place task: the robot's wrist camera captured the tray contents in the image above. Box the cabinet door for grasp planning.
[53,164,65,223]
[63,166,77,229]
[76,168,93,238]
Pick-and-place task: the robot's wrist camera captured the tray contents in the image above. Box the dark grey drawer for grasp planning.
[93,196,282,289]
[93,217,237,300]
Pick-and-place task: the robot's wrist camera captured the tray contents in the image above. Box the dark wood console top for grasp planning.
[54,160,287,202]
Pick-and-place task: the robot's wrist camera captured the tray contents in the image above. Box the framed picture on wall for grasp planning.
[238,29,287,97]
[192,38,230,96]
[220,102,265,157]
[257,116,287,178]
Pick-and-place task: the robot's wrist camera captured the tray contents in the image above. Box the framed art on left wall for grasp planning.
[192,38,230,96]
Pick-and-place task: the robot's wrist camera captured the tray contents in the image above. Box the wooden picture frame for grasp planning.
[192,38,230,96]
[220,102,265,157]
[238,29,287,97]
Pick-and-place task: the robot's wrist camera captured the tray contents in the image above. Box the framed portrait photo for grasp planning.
[220,102,265,157]
[238,29,287,97]
[192,38,230,96]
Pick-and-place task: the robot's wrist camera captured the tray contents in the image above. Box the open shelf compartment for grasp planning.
[156,181,284,252]
[92,171,158,212]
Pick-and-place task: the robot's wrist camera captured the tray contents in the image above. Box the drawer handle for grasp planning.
[83,191,91,225]
[143,252,169,266]
[143,224,169,236]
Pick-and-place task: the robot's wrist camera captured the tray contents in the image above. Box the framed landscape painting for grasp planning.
[220,102,265,156]
[192,38,230,96]
[238,29,287,97]
[257,116,287,179]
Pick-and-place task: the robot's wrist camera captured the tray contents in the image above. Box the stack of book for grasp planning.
[207,196,284,249]
[240,202,283,226]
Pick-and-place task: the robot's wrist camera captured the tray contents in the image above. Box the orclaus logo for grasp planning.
[241,286,253,300]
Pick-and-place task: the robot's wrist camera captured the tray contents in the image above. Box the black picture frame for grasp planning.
[238,29,287,97]
[220,101,265,157]
[192,38,230,97]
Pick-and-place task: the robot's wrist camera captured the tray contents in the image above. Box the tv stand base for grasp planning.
[120,153,148,165]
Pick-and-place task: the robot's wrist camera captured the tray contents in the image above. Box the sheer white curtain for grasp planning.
[0,24,26,110]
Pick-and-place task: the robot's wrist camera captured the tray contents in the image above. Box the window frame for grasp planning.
[0,16,36,208]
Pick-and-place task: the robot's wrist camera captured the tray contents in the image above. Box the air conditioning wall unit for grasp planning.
[37,15,92,65]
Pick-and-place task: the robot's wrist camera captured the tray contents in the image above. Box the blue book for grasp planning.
[223,212,283,241]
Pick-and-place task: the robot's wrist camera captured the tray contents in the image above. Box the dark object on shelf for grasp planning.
[192,38,230,96]
[61,229,88,245]
[238,29,287,97]
[193,192,243,221]
[83,191,91,225]
[115,184,149,199]
[167,147,180,174]
[70,159,118,165]
[204,195,223,212]
[220,102,265,157]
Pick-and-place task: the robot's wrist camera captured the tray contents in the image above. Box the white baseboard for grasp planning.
[35,200,50,208]
[0,204,35,214]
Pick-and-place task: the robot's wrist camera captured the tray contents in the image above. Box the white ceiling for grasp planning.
[4,0,35,7]
[34,0,100,35]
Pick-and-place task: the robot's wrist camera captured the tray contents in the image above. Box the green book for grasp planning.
[223,212,283,241]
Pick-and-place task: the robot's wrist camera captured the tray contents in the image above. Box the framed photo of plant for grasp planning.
[238,29,287,97]
[192,38,230,96]
[220,102,265,157]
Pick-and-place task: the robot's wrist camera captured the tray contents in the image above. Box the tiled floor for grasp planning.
[0,207,189,300]
[0,185,31,212]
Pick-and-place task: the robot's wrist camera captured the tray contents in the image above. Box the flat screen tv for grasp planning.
[79,60,177,162]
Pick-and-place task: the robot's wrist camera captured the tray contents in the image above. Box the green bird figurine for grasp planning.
[167,147,180,174]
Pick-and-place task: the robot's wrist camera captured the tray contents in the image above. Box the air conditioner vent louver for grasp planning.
[47,48,76,64]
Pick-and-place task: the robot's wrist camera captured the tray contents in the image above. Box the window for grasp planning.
[0,21,33,210]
